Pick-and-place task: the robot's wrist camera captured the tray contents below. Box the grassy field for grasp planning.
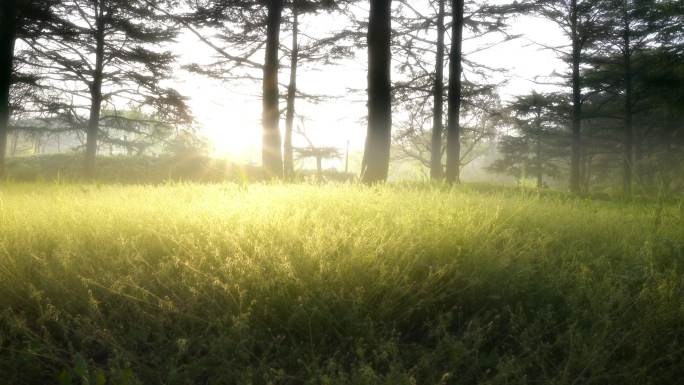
[0,183,683,385]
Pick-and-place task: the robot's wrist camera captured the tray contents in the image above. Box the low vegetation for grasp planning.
[1,183,683,384]
[2,154,355,184]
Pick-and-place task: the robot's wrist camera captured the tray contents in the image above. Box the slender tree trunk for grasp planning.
[583,152,592,192]
[362,0,392,184]
[0,0,17,179]
[569,0,582,194]
[430,0,446,181]
[316,155,322,182]
[11,129,18,155]
[622,14,634,195]
[262,0,284,179]
[284,10,298,180]
[445,0,464,184]
[33,134,40,154]
[633,123,642,181]
[85,1,106,179]
[536,137,543,189]
[535,113,543,189]
[345,140,349,174]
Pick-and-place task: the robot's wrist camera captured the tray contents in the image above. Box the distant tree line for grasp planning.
[492,0,684,194]
[0,0,682,193]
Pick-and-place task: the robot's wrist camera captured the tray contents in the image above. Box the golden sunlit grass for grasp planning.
[1,183,683,384]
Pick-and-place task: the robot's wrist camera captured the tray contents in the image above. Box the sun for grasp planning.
[205,123,261,163]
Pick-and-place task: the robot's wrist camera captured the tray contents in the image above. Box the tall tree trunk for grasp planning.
[536,137,543,189]
[569,0,582,194]
[430,0,445,181]
[262,0,284,179]
[33,134,41,154]
[316,155,322,182]
[11,129,18,155]
[535,114,543,189]
[284,10,298,180]
[85,1,106,179]
[445,0,464,184]
[0,0,17,179]
[622,13,634,195]
[633,123,642,181]
[345,140,349,173]
[582,151,592,192]
[362,0,392,184]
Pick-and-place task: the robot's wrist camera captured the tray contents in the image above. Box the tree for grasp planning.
[181,0,343,179]
[282,1,353,179]
[430,0,446,180]
[169,0,284,176]
[491,92,569,188]
[445,0,465,183]
[262,0,284,178]
[0,0,58,177]
[395,84,503,173]
[614,0,640,193]
[577,0,684,193]
[534,0,603,193]
[286,115,344,180]
[652,0,683,55]
[586,0,657,194]
[26,0,189,178]
[283,9,299,179]
[0,1,18,178]
[294,147,342,181]
[362,0,393,183]
[391,0,520,180]
[389,0,447,180]
[545,37,684,194]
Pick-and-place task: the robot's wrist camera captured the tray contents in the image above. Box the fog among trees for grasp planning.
[1,0,682,194]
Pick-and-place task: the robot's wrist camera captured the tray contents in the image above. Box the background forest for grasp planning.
[1,0,682,195]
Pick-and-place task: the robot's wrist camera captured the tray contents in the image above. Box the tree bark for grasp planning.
[284,10,298,180]
[362,0,392,184]
[535,112,543,189]
[569,0,582,194]
[0,0,17,179]
[536,137,543,189]
[262,0,284,179]
[11,129,18,155]
[430,0,445,181]
[622,8,634,195]
[345,140,349,173]
[582,150,592,192]
[85,1,106,179]
[445,0,464,184]
[316,155,322,182]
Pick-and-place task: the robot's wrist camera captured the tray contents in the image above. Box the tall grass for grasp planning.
[1,183,683,384]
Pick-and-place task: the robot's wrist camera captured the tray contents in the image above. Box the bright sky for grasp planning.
[170,5,568,170]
